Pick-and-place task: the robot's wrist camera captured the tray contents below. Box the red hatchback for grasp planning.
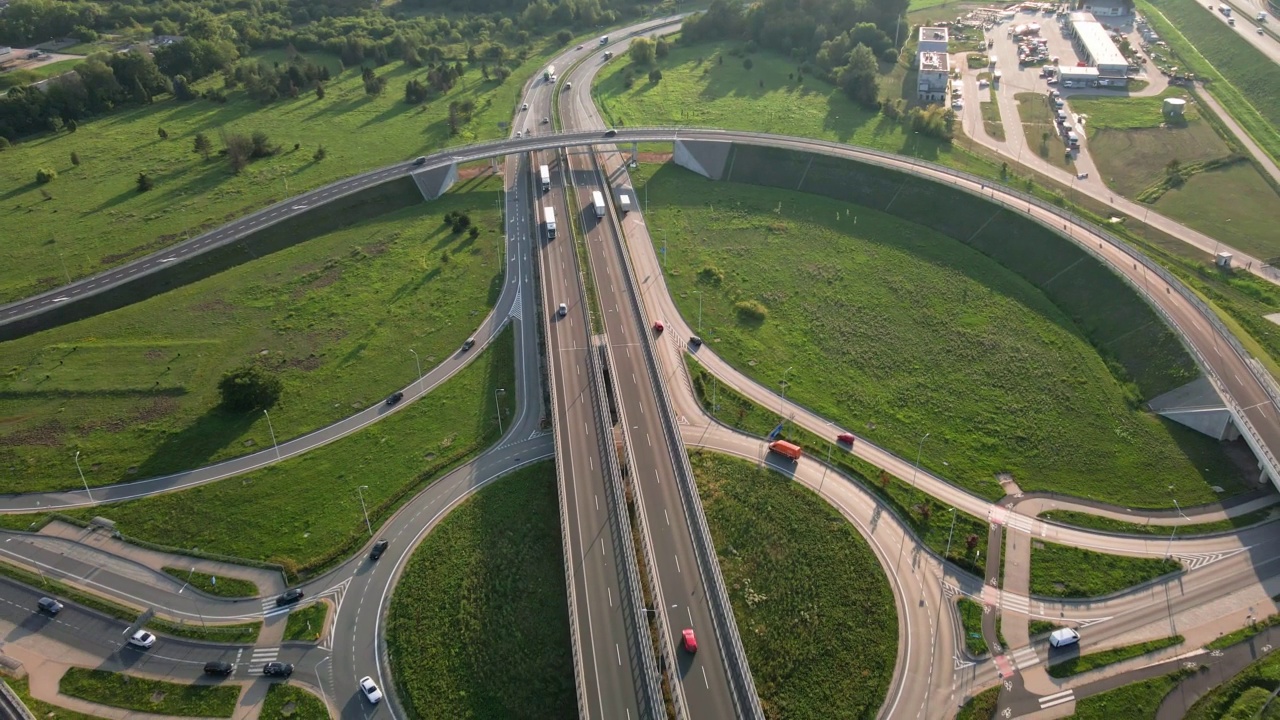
[682,628,698,654]
[837,432,856,446]
[653,321,664,334]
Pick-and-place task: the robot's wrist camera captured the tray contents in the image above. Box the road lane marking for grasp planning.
[674,554,680,573]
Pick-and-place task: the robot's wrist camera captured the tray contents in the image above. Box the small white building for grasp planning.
[918,26,949,54]
[1067,11,1130,81]
[1058,65,1101,87]
[917,26,950,102]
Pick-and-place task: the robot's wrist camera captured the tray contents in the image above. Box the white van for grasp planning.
[1048,628,1080,648]
[618,194,632,213]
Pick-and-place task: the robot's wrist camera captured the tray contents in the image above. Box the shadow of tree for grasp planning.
[130,407,258,481]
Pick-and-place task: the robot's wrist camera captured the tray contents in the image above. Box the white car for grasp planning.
[1048,628,1080,648]
[359,676,383,704]
[128,630,156,649]
[557,303,568,317]
[515,131,522,138]
[521,102,528,111]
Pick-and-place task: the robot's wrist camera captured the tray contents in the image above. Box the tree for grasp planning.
[217,364,283,412]
[250,131,275,158]
[743,57,753,70]
[223,132,252,173]
[838,44,880,108]
[965,534,980,553]
[70,151,80,166]
[36,168,56,183]
[315,83,325,100]
[556,29,573,45]
[157,127,168,140]
[313,145,327,162]
[656,38,670,59]
[629,37,655,65]
[468,225,480,239]
[193,132,212,160]
[649,68,663,84]
[136,172,153,192]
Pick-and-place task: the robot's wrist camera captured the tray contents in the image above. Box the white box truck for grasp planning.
[591,190,606,218]
[544,207,557,239]
[544,64,556,81]
[539,164,551,192]
[618,194,631,213]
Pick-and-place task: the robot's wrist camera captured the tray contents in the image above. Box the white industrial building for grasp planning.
[1066,12,1130,82]
[917,26,950,102]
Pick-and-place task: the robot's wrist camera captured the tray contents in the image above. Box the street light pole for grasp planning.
[263,409,281,460]
[943,507,958,562]
[74,450,93,502]
[1165,491,1187,559]
[409,348,423,393]
[910,432,931,492]
[692,290,703,334]
[495,388,505,436]
[780,366,794,434]
[356,485,372,537]
[818,441,832,495]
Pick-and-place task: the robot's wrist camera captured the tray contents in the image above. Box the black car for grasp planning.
[386,391,404,406]
[604,129,618,137]
[204,661,234,676]
[263,662,294,677]
[276,588,304,606]
[689,336,703,348]
[37,597,63,615]
[462,337,476,351]
[412,156,427,166]
[370,539,389,560]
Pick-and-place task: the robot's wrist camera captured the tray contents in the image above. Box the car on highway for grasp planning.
[558,303,567,317]
[413,156,427,166]
[521,102,529,110]
[565,81,572,90]
[1259,26,1265,33]
[276,588,305,606]
[516,130,522,138]
[462,337,476,351]
[576,44,584,49]
[263,662,294,677]
[604,129,617,137]
[688,335,703,348]
[37,597,63,615]
[652,320,664,333]
[359,676,383,704]
[837,432,856,445]
[369,539,389,560]
[681,628,698,654]
[1048,628,1080,648]
[128,630,156,649]
[541,116,550,124]
[386,391,404,406]
[204,661,234,676]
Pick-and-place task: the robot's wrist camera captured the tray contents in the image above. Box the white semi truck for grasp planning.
[544,207,557,239]
[539,164,551,192]
[544,64,556,81]
[592,191,606,218]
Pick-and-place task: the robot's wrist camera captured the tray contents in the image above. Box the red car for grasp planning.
[682,628,698,654]
[837,432,855,446]
[652,321,664,334]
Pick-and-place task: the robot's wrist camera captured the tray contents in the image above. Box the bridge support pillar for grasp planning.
[673,140,732,180]
[410,161,458,200]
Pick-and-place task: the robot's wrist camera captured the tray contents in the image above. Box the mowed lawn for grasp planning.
[593,39,997,177]
[0,42,555,303]
[40,324,516,578]
[637,162,1242,506]
[693,452,897,719]
[386,462,575,720]
[1069,88,1280,257]
[1,176,503,493]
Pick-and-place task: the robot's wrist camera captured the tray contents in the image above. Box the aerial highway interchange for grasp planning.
[3,12,1280,720]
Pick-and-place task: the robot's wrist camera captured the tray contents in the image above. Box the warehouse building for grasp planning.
[1066,12,1130,83]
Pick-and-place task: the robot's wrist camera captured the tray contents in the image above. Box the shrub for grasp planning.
[882,48,899,64]
[136,172,153,192]
[35,168,56,183]
[734,299,768,323]
[698,265,724,285]
[743,57,754,70]
[217,364,283,412]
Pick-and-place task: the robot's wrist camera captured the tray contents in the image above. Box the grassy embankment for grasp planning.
[0,176,503,494]
[1030,541,1182,598]
[980,100,1005,141]
[262,684,330,720]
[1069,87,1280,258]
[3,324,516,581]
[635,160,1242,508]
[161,568,258,598]
[1015,92,1070,170]
[693,453,897,719]
[2,676,106,720]
[0,39,557,302]
[1039,507,1275,536]
[1184,647,1280,718]
[1047,635,1184,678]
[957,598,989,656]
[283,603,328,642]
[386,462,575,719]
[1206,614,1280,651]
[1073,669,1192,720]
[956,686,1001,720]
[59,668,238,718]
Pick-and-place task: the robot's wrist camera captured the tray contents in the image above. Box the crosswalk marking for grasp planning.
[1038,689,1075,709]
[988,504,1033,533]
[993,654,1015,679]
[1000,591,1030,615]
[1011,646,1040,670]
[248,647,280,671]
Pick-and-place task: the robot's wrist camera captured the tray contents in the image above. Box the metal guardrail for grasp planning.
[0,678,35,720]
[594,148,764,719]
[590,337,666,720]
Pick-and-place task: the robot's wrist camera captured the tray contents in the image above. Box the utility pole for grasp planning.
[356,485,372,537]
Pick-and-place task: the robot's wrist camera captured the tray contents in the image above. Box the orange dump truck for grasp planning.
[768,440,802,461]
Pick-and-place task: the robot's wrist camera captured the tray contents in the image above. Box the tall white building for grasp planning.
[917,26,950,102]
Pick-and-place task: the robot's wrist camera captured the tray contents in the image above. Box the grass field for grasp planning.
[1073,669,1191,720]
[1047,635,1183,678]
[980,100,1006,141]
[692,452,897,719]
[593,39,997,177]
[11,324,516,579]
[59,668,238,718]
[162,567,258,598]
[686,359,989,574]
[956,686,1001,720]
[1138,0,1280,163]
[0,40,556,303]
[1016,92,1069,170]
[261,684,329,720]
[0,175,503,494]
[1030,541,1182,598]
[1185,648,1280,719]
[642,161,1241,507]
[283,602,328,642]
[3,676,106,720]
[1152,163,1280,259]
[957,598,989,656]
[0,58,82,90]
[1207,614,1280,651]
[1040,508,1275,536]
[385,462,575,719]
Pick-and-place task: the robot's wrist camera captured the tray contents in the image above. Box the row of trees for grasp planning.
[0,51,170,138]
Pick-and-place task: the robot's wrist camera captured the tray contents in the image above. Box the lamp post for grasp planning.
[74,450,93,502]
[263,409,281,460]
[495,388,506,436]
[693,290,703,334]
[780,366,794,434]
[818,441,832,495]
[943,507,958,562]
[910,432,931,492]
[409,348,423,393]
[1165,487,1188,559]
[356,485,372,537]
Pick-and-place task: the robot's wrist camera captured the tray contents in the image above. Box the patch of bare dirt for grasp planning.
[144,349,165,361]
[457,165,497,181]
[286,355,323,372]
[0,420,67,447]
[636,152,672,163]
[131,396,179,424]
[192,298,235,314]
[363,241,390,257]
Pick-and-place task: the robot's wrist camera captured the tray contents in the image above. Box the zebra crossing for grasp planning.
[987,504,1034,533]
[1038,689,1075,710]
[980,585,1030,615]
[1009,645,1041,671]
[260,597,292,619]
[247,646,281,673]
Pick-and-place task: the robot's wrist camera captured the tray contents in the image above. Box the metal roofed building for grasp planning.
[1066,12,1130,80]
